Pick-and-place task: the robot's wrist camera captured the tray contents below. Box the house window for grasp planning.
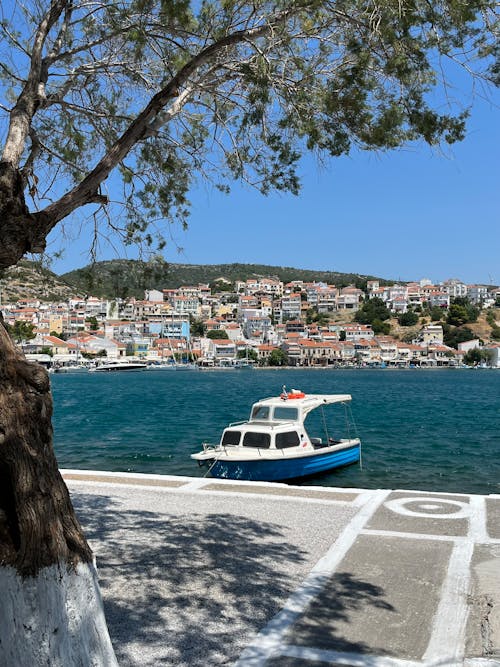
[275,431,300,449]
[242,432,271,448]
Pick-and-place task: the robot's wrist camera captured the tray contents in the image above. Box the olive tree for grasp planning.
[0,1,498,663]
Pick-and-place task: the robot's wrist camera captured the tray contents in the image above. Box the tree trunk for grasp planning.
[0,318,118,665]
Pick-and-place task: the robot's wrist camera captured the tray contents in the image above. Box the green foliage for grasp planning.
[206,329,228,339]
[190,317,206,337]
[237,348,258,361]
[428,306,446,322]
[61,259,382,298]
[86,316,99,331]
[267,348,288,366]
[305,308,330,326]
[1,1,497,264]
[486,309,497,327]
[354,297,391,325]
[372,319,391,335]
[442,324,475,349]
[463,348,493,366]
[491,326,500,341]
[397,311,419,326]
[82,350,107,359]
[447,299,479,326]
[210,280,233,293]
[6,320,36,343]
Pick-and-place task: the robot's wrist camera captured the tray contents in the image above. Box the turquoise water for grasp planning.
[51,368,500,495]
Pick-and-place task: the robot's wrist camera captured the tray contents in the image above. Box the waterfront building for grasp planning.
[203,338,237,365]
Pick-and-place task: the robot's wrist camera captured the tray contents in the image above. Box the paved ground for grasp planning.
[63,470,500,667]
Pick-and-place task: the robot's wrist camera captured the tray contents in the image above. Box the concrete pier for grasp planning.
[63,470,500,667]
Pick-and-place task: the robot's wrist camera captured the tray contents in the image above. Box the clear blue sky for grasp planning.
[48,87,499,286]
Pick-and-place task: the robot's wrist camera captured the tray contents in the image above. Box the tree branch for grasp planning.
[2,0,69,166]
[37,4,311,229]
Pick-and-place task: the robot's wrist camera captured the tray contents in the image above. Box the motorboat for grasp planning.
[191,387,361,481]
[89,361,148,372]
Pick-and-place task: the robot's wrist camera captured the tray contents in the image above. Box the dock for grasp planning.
[63,470,500,667]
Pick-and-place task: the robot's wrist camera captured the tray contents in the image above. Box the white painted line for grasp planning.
[468,494,488,543]
[178,478,211,490]
[422,539,474,664]
[384,496,470,519]
[234,488,391,666]
[362,529,463,543]
[279,644,423,667]
[61,468,190,483]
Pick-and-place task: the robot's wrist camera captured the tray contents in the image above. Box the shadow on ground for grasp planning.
[72,492,393,665]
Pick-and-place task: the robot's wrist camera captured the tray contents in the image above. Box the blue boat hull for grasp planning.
[208,444,360,482]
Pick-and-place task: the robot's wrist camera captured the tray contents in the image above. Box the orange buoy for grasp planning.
[280,390,305,400]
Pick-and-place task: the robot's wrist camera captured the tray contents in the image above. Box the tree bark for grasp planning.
[0,318,91,573]
[0,162,48,270]
[0,316,118,664]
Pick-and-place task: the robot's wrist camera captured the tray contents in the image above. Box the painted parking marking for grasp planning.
[384,496,471,519]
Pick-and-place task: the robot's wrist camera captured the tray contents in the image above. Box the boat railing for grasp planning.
[201,442,218,452]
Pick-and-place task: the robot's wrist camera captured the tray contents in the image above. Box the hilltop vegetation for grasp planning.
[61,260,385,299]
[0,259,387,302]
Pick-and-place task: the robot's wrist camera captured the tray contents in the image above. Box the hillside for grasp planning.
[61,260,387,299]
[0,259,387,302]
[0,260,80,303]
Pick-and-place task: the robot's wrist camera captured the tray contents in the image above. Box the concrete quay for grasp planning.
[63,470,500,667]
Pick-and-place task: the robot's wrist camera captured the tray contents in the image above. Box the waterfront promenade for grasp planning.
[63,470,500,667]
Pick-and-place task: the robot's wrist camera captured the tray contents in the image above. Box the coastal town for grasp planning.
[2,274,500,370]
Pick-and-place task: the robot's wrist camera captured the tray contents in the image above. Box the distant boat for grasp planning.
[52,364,88,373]
[89,361,147,373]
[191,387,361,481]
[146,361,199,371]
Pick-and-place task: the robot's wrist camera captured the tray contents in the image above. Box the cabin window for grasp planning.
[273,407,299,421]
[242,432,271,449]
[222,430,241,446]
[275,431,300,449]
[251,405,270,420]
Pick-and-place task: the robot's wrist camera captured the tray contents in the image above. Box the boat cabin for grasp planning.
[191,389,361,481]
[219,392,353,452]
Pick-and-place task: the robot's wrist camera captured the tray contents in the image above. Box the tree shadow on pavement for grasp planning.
[72,492,393,665]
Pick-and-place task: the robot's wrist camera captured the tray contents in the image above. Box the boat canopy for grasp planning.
[249,393,352,423]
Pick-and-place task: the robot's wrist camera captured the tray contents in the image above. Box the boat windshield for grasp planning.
[242,432,271,448]
[251,405,270,420]
[273,406,299,421]
[221,430,241,446]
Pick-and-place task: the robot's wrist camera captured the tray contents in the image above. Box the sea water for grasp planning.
[51,368,500,495]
